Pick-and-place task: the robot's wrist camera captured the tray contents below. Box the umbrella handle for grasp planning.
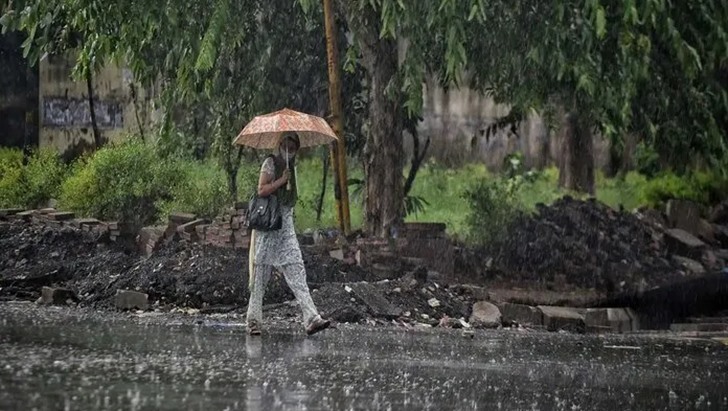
[286,146,291,191]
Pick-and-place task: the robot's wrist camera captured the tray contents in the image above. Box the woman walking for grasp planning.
[246,133,331,336]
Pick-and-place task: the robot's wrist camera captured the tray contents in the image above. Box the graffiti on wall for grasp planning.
[42,97,124,129]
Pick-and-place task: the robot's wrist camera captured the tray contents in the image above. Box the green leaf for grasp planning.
[595,6,606,39]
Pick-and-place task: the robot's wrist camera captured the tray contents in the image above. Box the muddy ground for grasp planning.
[0,220,477,324]
[2,197,727,328]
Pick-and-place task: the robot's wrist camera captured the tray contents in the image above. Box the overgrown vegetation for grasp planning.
[3,0,726,238]
[58,139,186,229]
[0,148,66,209]
[1,143,727,243]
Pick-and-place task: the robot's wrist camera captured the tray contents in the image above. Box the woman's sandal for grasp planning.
[306,317,331,336]
[248,320,262,336]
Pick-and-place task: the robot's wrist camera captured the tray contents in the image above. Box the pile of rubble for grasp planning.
[2,196,727,334]
[481,197,728,295]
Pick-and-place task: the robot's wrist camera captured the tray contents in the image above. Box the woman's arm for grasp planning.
[257,159,289,197]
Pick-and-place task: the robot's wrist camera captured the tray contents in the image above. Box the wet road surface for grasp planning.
[1,302,727,410]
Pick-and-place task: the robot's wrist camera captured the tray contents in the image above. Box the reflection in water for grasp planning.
[0,304,727,410]
[246,336,263,411]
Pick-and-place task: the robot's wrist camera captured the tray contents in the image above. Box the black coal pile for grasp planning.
[0,221,376,308]
[485,197,686,294]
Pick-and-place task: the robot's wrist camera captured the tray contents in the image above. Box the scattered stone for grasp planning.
[671,256,706,275]
[461,329,475,339]
[438,316,463,328]
[585,308,638,333]
[538,306,585,333]
[428,298,441,308]
[469,301,502,329]
[177,219,205,234]
[500,303,543,327]
[664,228,707,259]
[38,287,77,305]
[169,212,197,225]
[666,199,702,234]
[72,218,101,229]
[348,282,402,319]
[47,212,75,221]
[329,249,345,261]
[114,290,149,310]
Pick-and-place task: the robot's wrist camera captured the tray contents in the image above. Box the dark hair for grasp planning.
[281,132,301,150]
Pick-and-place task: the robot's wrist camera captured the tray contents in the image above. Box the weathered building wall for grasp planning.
[414,77,611,171]
[38,55,153,156]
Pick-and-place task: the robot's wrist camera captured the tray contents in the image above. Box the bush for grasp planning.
[0,148,23,207]
[641,171,728,207]
[59,139,184,228]
[0,148,66,209]
[157,160,230,219]
[464,178,524,246]
[23,149,68,208]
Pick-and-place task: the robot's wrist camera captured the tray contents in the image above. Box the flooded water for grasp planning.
[1,302,727,410]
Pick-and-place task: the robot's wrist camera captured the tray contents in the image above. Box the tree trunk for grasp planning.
[85,70,102,149]
[557,111,595,194]
[129,82,145,141]
[226,147,244,201]
[316,148,329,222]
[341,2,404,237]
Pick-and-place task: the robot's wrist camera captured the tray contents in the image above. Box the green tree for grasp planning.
[464,0,728,190]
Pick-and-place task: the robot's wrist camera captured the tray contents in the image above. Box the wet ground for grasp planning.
[1,302,727,410]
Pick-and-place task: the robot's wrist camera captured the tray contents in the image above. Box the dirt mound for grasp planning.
[0,221,364,307]
[484,197,685,294]
[0,219,410,311]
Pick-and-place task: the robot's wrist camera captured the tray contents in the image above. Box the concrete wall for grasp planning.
[414,76,611,171]
[38,55,153,155]
[35,51,610,171]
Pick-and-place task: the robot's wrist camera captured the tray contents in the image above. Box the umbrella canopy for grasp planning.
[232,108,338,149]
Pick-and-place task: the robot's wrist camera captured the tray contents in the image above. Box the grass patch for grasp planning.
[3,140,725,241]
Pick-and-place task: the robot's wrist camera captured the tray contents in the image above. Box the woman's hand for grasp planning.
[278,169,291,185]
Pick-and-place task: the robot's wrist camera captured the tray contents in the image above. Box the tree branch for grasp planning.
[404,130,430,197]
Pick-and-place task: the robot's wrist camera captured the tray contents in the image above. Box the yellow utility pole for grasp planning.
[322,0,351,235]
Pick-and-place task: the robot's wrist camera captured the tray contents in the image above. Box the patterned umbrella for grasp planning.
[232,108,338,149]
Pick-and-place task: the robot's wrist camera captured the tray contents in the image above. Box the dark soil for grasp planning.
[477,197,688,294]
[0,220,471,324]
[0,221,374,308]
[2,197,725,327]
